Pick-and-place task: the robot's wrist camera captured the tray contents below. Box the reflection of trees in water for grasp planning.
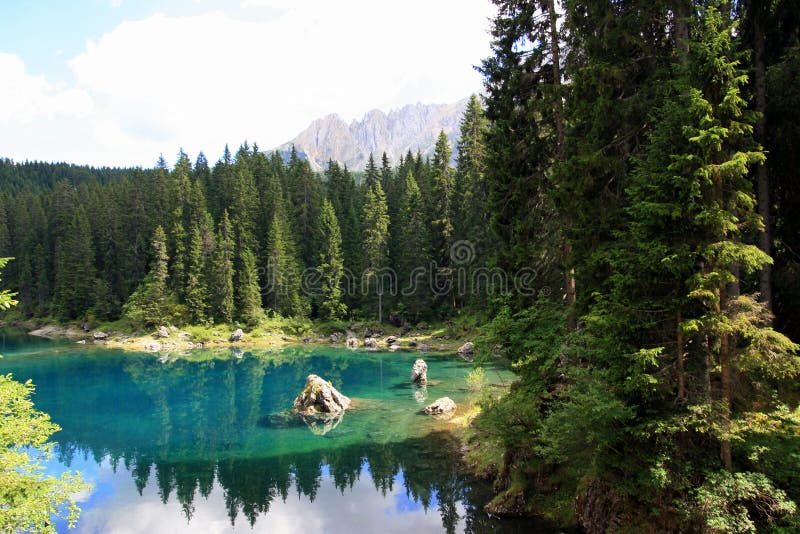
[131,432,476,532]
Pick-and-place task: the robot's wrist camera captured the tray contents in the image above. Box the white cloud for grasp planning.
[2,1,495,167]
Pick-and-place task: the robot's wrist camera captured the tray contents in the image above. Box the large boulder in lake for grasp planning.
[293,374,351,415]
[423,397,457,415]
[411,359,428,384]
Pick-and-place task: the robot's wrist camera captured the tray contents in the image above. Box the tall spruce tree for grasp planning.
[123,226,170,328]
[211,211,235,323]
[316,199,347,320]
[431,131,455,308]
[185,224,209,324]
[454,94,490,306]
[361,182,390,322]
[264,203,308,317]
[236,247,264,326]
[364,153,379,189]
[396,173,430,320]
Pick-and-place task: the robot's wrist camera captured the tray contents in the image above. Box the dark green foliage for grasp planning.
[471,0,800,530]
[185,225,209,324]
[235,247,263,326]
[316,199,347,320]
[52,184,95,320]
[122,226,171,329]
[264,202,307,318]
[395,173,430,320]
[361,182,390,322]
[211,211,235,324]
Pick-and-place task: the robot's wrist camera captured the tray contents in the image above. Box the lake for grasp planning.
[0,332,556,533]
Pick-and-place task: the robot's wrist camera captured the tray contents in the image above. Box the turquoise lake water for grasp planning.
[0,332,558,533]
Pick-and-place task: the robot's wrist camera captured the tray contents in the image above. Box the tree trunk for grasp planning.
[677,308,686,400]
[753,15,773,316]
[378,278,383,324]
[547,0,576,329]
[720,318,733,471]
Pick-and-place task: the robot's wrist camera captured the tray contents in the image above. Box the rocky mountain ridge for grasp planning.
[276,98,469,171]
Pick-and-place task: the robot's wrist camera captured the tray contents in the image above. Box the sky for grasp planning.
[0,0,496,168]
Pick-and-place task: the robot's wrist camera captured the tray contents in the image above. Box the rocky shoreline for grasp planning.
[16,320,477,355]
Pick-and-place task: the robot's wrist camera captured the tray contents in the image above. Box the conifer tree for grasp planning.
[361,182,390,322]
[169,210,186,295]
[236,247,263,326]
[364,153,379,189]
[264,203,307,317]
[211,211,235,323]
[454,94,490,305]
[52,203,94,320]
[123,226,170,328]
[288,154,322,268]
[396,173,430,320]
[185,224,208,324]
[51,183,94,320]
[326,162,361,287]
[230,155,259,254]
[316,199,347,320]
[676,1,798,471]
[431,131,455,307]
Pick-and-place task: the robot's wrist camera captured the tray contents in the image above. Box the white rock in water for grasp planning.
[423,397,457,415]
[411,359,428,384]
[293,374,351,415]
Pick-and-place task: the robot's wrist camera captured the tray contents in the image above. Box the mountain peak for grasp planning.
[277,99,469,171]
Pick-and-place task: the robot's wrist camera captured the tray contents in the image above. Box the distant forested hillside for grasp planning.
[0,96,493,327]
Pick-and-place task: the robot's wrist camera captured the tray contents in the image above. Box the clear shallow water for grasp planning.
[0,332,556,533]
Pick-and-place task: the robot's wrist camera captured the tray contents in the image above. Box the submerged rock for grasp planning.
[144,341,161,352]
[260,410,342,435]
[293,374,351,415]
[417,343,431,352]
[423,397,457,415]
[411,359,428,384]
[258,411,305,429]
[230,328,244,341]
[302,412,344,436]
[413,384,428,404]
